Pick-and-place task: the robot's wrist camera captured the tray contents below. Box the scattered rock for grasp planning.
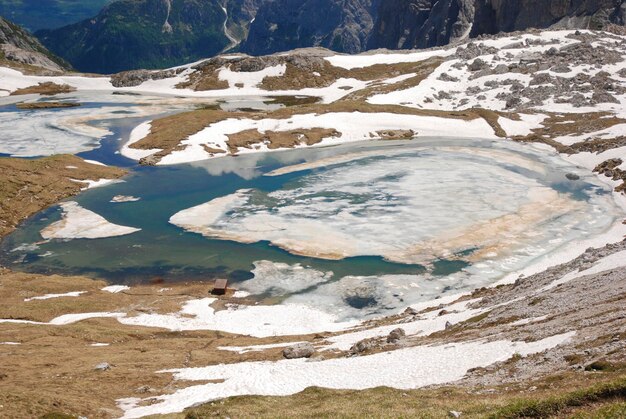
[386,328,406,343]
[350,338,374,354]
[448,411,462,418]
[438,72,459,82]
[404,307,418,315]
[468,58,487,72]
[565,173,580,181]
[94,362,111,371]
[494,64,509,74]
[282,343,315,359]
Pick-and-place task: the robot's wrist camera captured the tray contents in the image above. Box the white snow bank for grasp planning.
[541,250,626,292]
[322,299,483,351]
[101,285,130,293]
[49,312,125,325]
[24,291,86,302]
[119,297,359,337]
[218,341,305,354]
[158,111,497,165]
[121,121,161,160]
[325,49,453,70]
[498,114,547,137]
[119,332,575,418]
[41,202,141,240]
[219,64,286,89]
[0,312,125,326]
[71,178,123,190]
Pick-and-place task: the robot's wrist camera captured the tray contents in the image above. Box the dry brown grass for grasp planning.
[260,59,443,93]
[0,155,126,237]
[513,112,626,151]
[131,99,512,164]
[176,67,229,91]
[15,101,80,110]
[226,128,341,153]
[0,270,321,419]
[10,82,76,96]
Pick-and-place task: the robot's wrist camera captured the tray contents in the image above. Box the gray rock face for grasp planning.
[350,338,374,354]
[386,328,406,343]
[241,0,380,55]
[282,343,315,359]
[0,17,70,72]
[368,0,624,51]
[110,68,182,88]
[368,0,475,50]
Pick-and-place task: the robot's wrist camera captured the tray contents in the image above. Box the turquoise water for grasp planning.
[1,136,613,291]
[2,142,444,287]
[0,96,620,318]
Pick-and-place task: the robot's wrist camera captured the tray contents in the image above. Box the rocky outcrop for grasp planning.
[368,0,475,50]
[0,16,70,72]
[369,0,624,51]
[110,68,184,88]
[241,0,380,55]
[471,0,624,35]
[282,343,315,359]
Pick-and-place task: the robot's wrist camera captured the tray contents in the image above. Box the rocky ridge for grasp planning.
[0,16,70,73]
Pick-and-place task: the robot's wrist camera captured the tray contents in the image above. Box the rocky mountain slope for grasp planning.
[369,0,625,50]
[36,0,231,74]
[30,0,625,73]
[241,0,379,55]
[0,16,71,73]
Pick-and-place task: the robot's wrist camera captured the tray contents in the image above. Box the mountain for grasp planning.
[0,16,71,72]
[32,0,625,73]
[36,0,233,74]
[368,0,625,50]
[241,0,379,55]
[0,0,111,32]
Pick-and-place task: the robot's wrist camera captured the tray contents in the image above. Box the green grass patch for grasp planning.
[492,376,626,418]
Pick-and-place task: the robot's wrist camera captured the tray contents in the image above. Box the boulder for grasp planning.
[350,338,374,354]
[94,362,111,371]
[283,343,315,359]
[386,328,406,343]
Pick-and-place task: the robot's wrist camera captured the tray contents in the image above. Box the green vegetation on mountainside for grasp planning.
[0,0,112,31]
[36,0,229,74]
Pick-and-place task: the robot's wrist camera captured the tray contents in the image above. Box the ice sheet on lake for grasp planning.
[171,145,617,265]
[41,202,141,240]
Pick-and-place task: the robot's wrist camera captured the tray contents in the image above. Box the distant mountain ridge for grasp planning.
[30,0,626,73]
[36,0,232,74]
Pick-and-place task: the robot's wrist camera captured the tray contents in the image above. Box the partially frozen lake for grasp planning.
[1,125,620,321]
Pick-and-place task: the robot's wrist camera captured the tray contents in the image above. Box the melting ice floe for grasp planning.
[118,332,575,418]
[41,202,140,240]
[170,145,617,265]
